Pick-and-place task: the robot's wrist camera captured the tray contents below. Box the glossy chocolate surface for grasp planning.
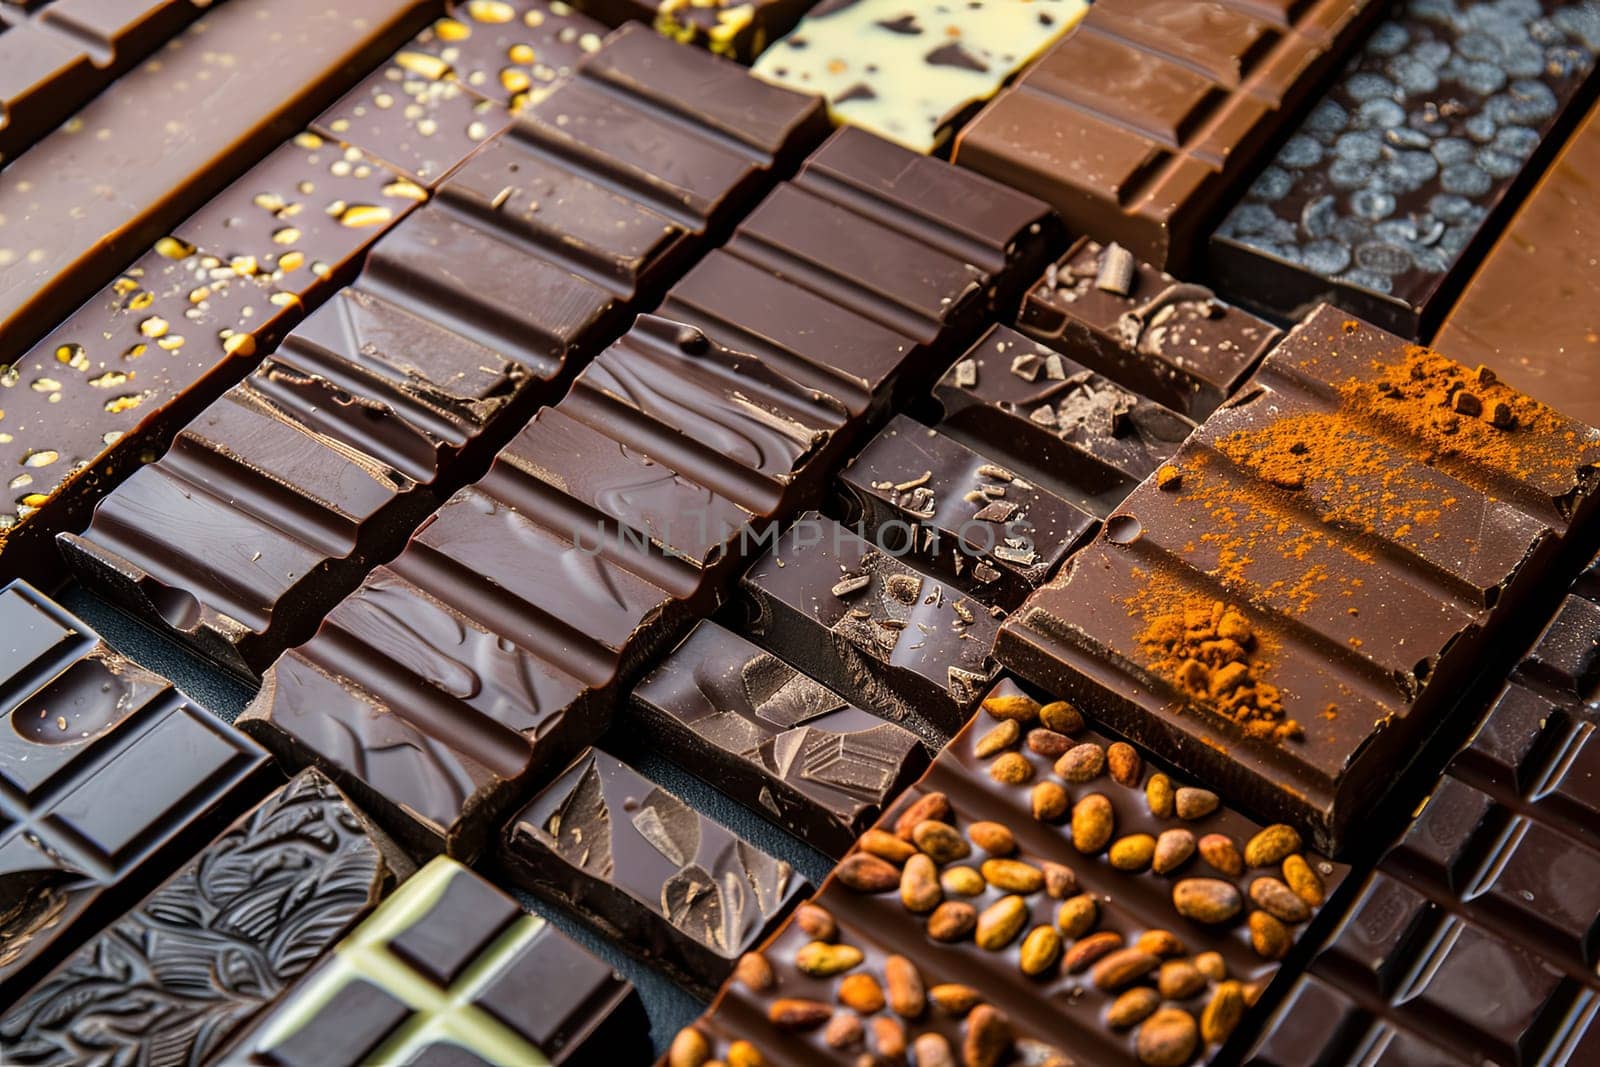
[1019,238,1282,419]
[997,306,1600,853]
[631,620,927,857]
[2,770,405,1065]
[1211,0,1600,335]
[502,747,806,996]
[0,581,269,1001]
[408,0,605,109]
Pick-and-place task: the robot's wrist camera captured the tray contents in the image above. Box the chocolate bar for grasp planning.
[934,325,1198,520]
[409,0,606,109]
[678,677,1347,1065]
[997,305,1600,853]
[1211,0,1600,336]
[1435,98,1600,426]
[630,620,928,857]
[1249,555,1600,1064]
[0,0,219,164]
[839,415,1096,611]
[751,0,1086,153]
[0,581,270,1001]
[1018,238,1282,419]
[955,0,1381,270]
[501,746,807,996]
[739,512,1003,738]
[0,0,434,365]
[1,769,408,1065]
[592,0,812,63]
[59,275,532,679]
[218,855,651,1065]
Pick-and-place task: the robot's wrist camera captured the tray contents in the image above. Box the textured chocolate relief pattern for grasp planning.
[997,306,1600,855]
[1212,0,1600,334]
[0,770,398,1066]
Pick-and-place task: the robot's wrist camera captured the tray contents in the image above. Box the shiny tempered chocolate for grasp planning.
[1435,97,1600,427]
[502,747,806,997]
[997,305,1600,853]
[752,0,1085,153]
[408,0,605,110]
[956,0,1381,269]
[1019,238,1282,419]
[935,325,1197,519]
[0,0,433,365]
[839,415,1096,611]
[0,582,269,1001]
[740,512,1003,739]
[1211,0,1600,336]
[221,856,650,1065]
[630,621,927,857]
[2,770,405,1066]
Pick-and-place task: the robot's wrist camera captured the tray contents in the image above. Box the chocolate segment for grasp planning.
[1211,0,1600,335]
[501,747,807,996]
[0,0,434,365]
[220,856,651,1065]
[751,0,1086,153]
[408,0,605,109]
[955,0,1382,269]
[1,770,408,1066]
[934,325,1198,519]
[739,511,1003,738]
[630,620,928,857]
[590,0,815,63]
[996,306,1600,853]
[1019,238,1282,419]
[0,581,270,1001]
[1435,98,1600,426]
[839,415,1096,611]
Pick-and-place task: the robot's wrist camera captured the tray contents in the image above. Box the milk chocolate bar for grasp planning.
[997,305,1600,853]
[1,770,408,1065]
[839,415,1096,611]
[409,0,605,109]
[1018,238,1282,419]
[956,0,1381,270]
[1211,0,1600,335]
[630,620,928,857]
[0,581,270,1001]
[218,856,651,1065]
[501,747,807,996]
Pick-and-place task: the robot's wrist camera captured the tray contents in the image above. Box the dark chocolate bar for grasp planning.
[997,305,1600,853]
[678,677,1347,1065]
[838,414,1096,611]
[629,620,928,857]
[739,511,1004,739]
[1,769,408,1065]
[1211,0,1600,336]
[1018,238,1282,419]
[1435,97,1600,427]
[955,0,1381,270]
[0,242,301,584]
[0,581,270,1001]
[218,856,651,1065]
[934,325,1198,519]
[408,0,606,109]
[589,0,814,63]
[0,0,434,365]
[501,746,807,996]
[60,276,532,679]
[750,0,1085,149]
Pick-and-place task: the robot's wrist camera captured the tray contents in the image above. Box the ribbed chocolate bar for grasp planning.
[408,0,606,109]
[501,747,807,996]
[997,305,1600,853]
[1211,0,1600,336]
[219,856,651,1065]
[630,620,928,857]
[739,512,1004,739]
[956,0,1381,270]
[0,0,435,366]
[1,770,408,1066]
[0,581,270,1001]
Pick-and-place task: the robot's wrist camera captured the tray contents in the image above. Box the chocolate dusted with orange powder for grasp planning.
[997,305,1600,854]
